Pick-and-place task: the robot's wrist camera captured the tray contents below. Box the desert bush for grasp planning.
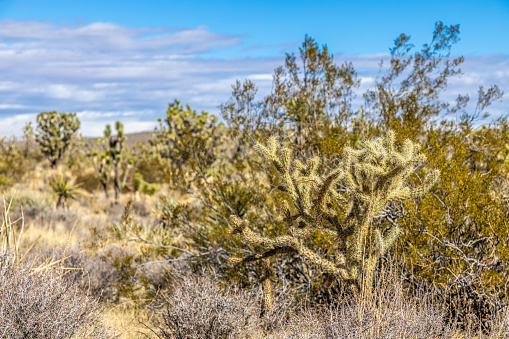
[0,174,13,191]
[0,254,113,338]
[130,199,151,218]
[70,160,101,193]
[270,278,455,339]
[48,249,121,303]
[10,204,81,227]
[0,136,29,191]
[4,191,53,208]
[158,272,262,339]
[154,196,196,230]
[220,35,359,158]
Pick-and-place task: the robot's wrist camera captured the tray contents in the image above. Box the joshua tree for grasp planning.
[35,111,80,168]
[228,131,439,311]
[104,122,126,203]
[90,148,112,199]
[150,100,226,187]
[22,122,35,158]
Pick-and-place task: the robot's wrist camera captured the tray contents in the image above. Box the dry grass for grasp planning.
[268,280,454,339]
[101,303,157,339]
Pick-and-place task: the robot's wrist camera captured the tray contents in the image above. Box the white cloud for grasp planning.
[0,113,38,137]
[0,104,30,109]
[249,73,273,81]
[0,20,280,136]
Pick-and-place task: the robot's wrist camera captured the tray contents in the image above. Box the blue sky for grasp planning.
[0,0,508,136]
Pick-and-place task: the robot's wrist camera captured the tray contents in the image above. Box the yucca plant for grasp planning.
[49,174,82,208]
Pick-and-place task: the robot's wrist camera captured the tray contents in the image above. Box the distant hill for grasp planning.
[7,131,154,150]
[82,131,153,148]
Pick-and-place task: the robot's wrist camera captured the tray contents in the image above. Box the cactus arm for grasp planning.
[229,215,349,279]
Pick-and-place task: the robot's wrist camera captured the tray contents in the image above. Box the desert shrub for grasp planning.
[270,279,455,339]
[0,174,13,191]
[392,120,509,331]
[4,191,53,208]
[70,160,101,193]
[220,35,359,159]
[130,200,151,218]
[49,249,120,303]
[154,196,197,229]
[0,136,29,191]
[11,205,81,227]
[84,202,180,305]
[0,254,113,338]
[158,273,262,339]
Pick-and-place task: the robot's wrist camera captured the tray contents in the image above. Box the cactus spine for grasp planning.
[228,131,439,306]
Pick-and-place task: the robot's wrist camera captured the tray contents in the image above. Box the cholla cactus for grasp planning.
[35,111,80,168]
[229,131,439,307]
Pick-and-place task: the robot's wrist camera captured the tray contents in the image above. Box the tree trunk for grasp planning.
[56,195,63,208]
[101,181,109,199]
[114,163,120,203]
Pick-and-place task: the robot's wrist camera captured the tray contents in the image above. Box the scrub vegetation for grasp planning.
[1,22,509,338]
